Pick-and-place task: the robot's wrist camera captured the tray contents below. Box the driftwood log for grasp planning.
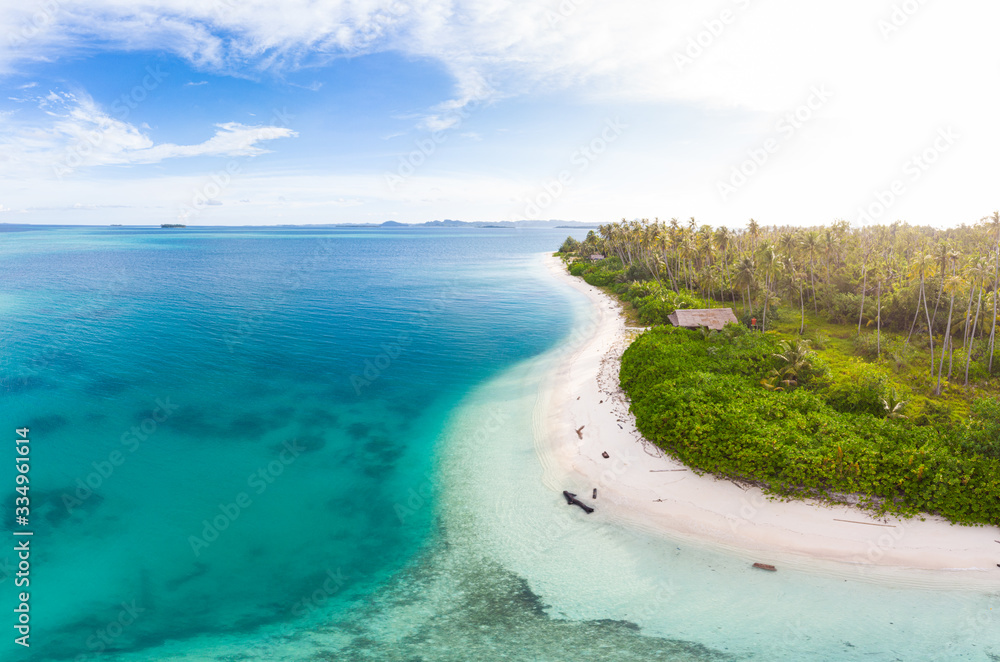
[563,491,594,514]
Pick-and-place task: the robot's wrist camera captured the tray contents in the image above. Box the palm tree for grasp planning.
[964,256,989,385]
[758,242,781,330]
[714,226,735,306]
[801,230,821,312]
[935,270,963,395]
[822,228,836,298]
[905,249,936,369]
[930,242,957,332]
[781,253,806,334]
[761,289,781,331]
[747,218,760,253]
[734,256,756,317]
[985,211,1000,373]
[874,246,895,358]
[857,236,874,336]
[773,338,813,389]
[640,221,662,284]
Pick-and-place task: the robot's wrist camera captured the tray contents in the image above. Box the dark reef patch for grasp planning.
[25,413,69,434]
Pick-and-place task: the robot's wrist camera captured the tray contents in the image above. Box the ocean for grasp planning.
[2,226,998,661]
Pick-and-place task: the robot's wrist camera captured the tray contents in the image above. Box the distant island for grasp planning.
[287,219,599,229]
[161,224,187,228]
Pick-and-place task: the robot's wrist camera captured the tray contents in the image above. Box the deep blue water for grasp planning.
[0,226,578,660]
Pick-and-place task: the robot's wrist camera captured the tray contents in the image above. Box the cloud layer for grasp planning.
[2,1,999,225]
[0,90,296,177]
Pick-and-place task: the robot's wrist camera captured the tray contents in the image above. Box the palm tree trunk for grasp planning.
[931,272,945,331]
[990,244,999,372]
[824,257,831,301]
[799,282,805,335]
[661,250,677,291]
[905,274,924,345]
[966,285,983,385]
[924,275,935,371]
[857,263,868,335]
[876,280,882,357]
[935,292,955,395]
[948,331,955,379]
[810,259,818,313]
[956,279,975,382]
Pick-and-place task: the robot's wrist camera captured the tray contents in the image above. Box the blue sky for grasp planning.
[1,1,998,227]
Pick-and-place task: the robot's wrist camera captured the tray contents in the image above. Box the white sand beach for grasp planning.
[540,254,1000,578]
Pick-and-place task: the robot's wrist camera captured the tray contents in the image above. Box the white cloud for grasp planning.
[0,3,995,113]
[2,3,997,134]
[0,91,297,177]
[184,80,208,86]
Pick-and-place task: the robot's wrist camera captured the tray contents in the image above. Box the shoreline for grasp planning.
[539,253,1000,580]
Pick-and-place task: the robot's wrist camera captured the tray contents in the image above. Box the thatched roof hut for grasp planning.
[667,308,739,331]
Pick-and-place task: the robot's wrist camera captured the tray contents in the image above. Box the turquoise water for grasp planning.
[2,226,999,661]
[0,226,573,660]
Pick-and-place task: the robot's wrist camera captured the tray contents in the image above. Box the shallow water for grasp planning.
[3,226,998,661]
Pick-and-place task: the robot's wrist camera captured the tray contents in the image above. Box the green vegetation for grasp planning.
[568,255,714,326]
[558,217,1000,525]
[621,326,1000,525]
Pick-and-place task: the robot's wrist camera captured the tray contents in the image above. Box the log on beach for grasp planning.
[563,490,594,514]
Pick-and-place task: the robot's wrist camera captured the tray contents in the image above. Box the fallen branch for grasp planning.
[833,518,895,528]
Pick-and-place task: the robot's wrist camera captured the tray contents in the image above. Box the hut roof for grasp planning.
[667,308,739,331]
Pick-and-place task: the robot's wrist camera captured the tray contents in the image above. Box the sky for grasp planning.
[0,0,998,227]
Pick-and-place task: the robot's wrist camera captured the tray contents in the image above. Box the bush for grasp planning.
[567,259,623,287]
[620,281,659,302]
[559,236,581,254]
[961,397,1000,458]
[623,263,654,282]
[805,330,831,351]
[822,358,894,417]
[853,332,880,360]
[620,326,1000,526]
[634,288,711,326]
[828,293,861,325]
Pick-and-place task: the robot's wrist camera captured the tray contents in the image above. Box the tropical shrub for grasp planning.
[852,332,881,360]
[559,236,581,253]
[821,358,895,417]
[633,288,711,326]
[827,292,861,325]
[961,397,1000,459]
[568,259,624,286]
[620,326,1000,526]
